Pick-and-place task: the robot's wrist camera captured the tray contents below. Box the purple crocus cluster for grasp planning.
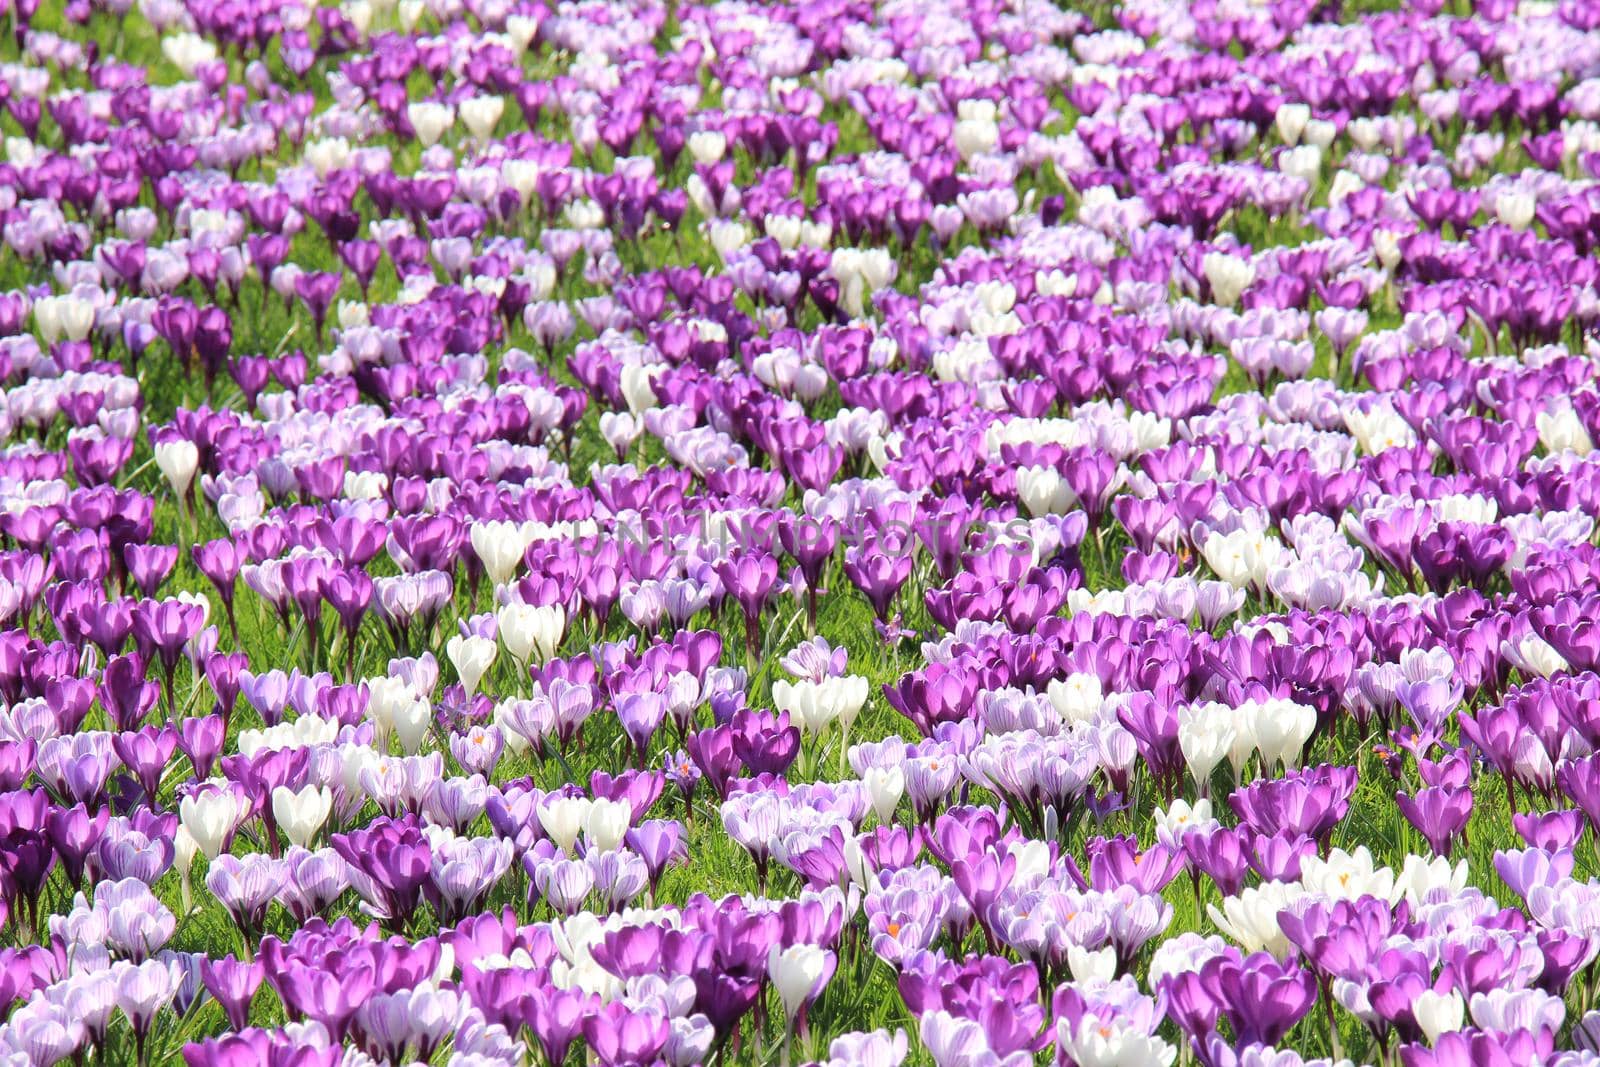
[6,0,1600,1064]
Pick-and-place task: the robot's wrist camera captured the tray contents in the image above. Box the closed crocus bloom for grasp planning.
[1046,672,1103,724]
[1496,189,1537,231]
[1302,118,1336,146]
[1200,529,1287,592]
[112,958,178,1037]
[771,679,838,733]
[1202,251,1254,306]
[533,856,595,915]
[584,798,632,854]
[767,943,835,1021]
[470,520,526,586]
[540,796,590,855]
[1414,989,1465,1044]
[1371,227,1402,272]
[1250,698,1317,770]
[1199,531,1254,590]
[831,675,869,733]
[1503,631,1567,679]
[162,31,217,76]
[446,634,497,696]
[1154,799,1216,849]
[271,784,332,848]
[179,787,240,861]
[1326,169,1364,208]
[864,766,904,823]
[599,412,642,458]
[1468,988,1565,1035]
[524,604,566,663]
[38,294,97,342]
[497,602,539,664]
[953,109,992,159]
[857,249,895,292]
[620,362,660,414]
[200,956,264,1033]
[765,213,802,251]
[392,697,431,756]
[506,12,539,50]
[1206,880,1302,958]
[459,95,503,142]
[1394,853,1468,906]
[173,826,198,912]
[154,438,199,498]
[408,101,454,147]
[687,130,726,164]
[1016,466,1075,516]
[1278,144,1322,184]
[344,0,373,33]
[1343,401,1415,454]
[1274,102,1311,145]
[1223,702,1261,780]
[305,136,351,177]
[206,853,287,938]
[1177,705,1234,792]
[1065,944,1116,983]
[363,675,411,744]
[1536,401,1594,456]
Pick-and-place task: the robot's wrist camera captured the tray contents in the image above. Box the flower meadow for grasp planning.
[19,0,1600,1064]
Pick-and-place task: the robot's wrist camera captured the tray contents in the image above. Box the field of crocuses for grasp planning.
[14,0,1600,1064]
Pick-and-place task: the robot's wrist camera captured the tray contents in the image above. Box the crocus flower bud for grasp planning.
[271,784,332,848]
[459,95,504,143]
[178,787,241,861]
[687,130,726,164]
[154,439,199,499]
[864,766,904,823]
[470,520,526,587]
[446,634,497,697]
[766,943,835,1021]
[1202,251,1255,307]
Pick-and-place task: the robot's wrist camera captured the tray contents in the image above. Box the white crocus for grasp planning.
[459,95,504,142]
[391,697,431,756]
[1299,846,1395,903]
[1495,189,1536,232]
[1415,990,1465,1045]
[446,635,497,697]
[583,798,631,854]
[1047,673,1103,724]
[1177,705,1235,791]
[1275,102,1311,145]
[1249,697,1318,771]
[272,784,332,848]
[620,363,661,414]
[688,130,726,164]
[864,766,904,823]
[1016,466,1076,517]
[771,676,869,735]
[408,102,454,148]
[767,943,832,1021]
[154,439,200,499]
[1203,251,1255,306]
[1057,1016,1176,1067]
[1536,401,1594,456]
[539,796,591,855]
[1207,881,1303,958]
[179,789,242,862]
[470,520,527,587]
